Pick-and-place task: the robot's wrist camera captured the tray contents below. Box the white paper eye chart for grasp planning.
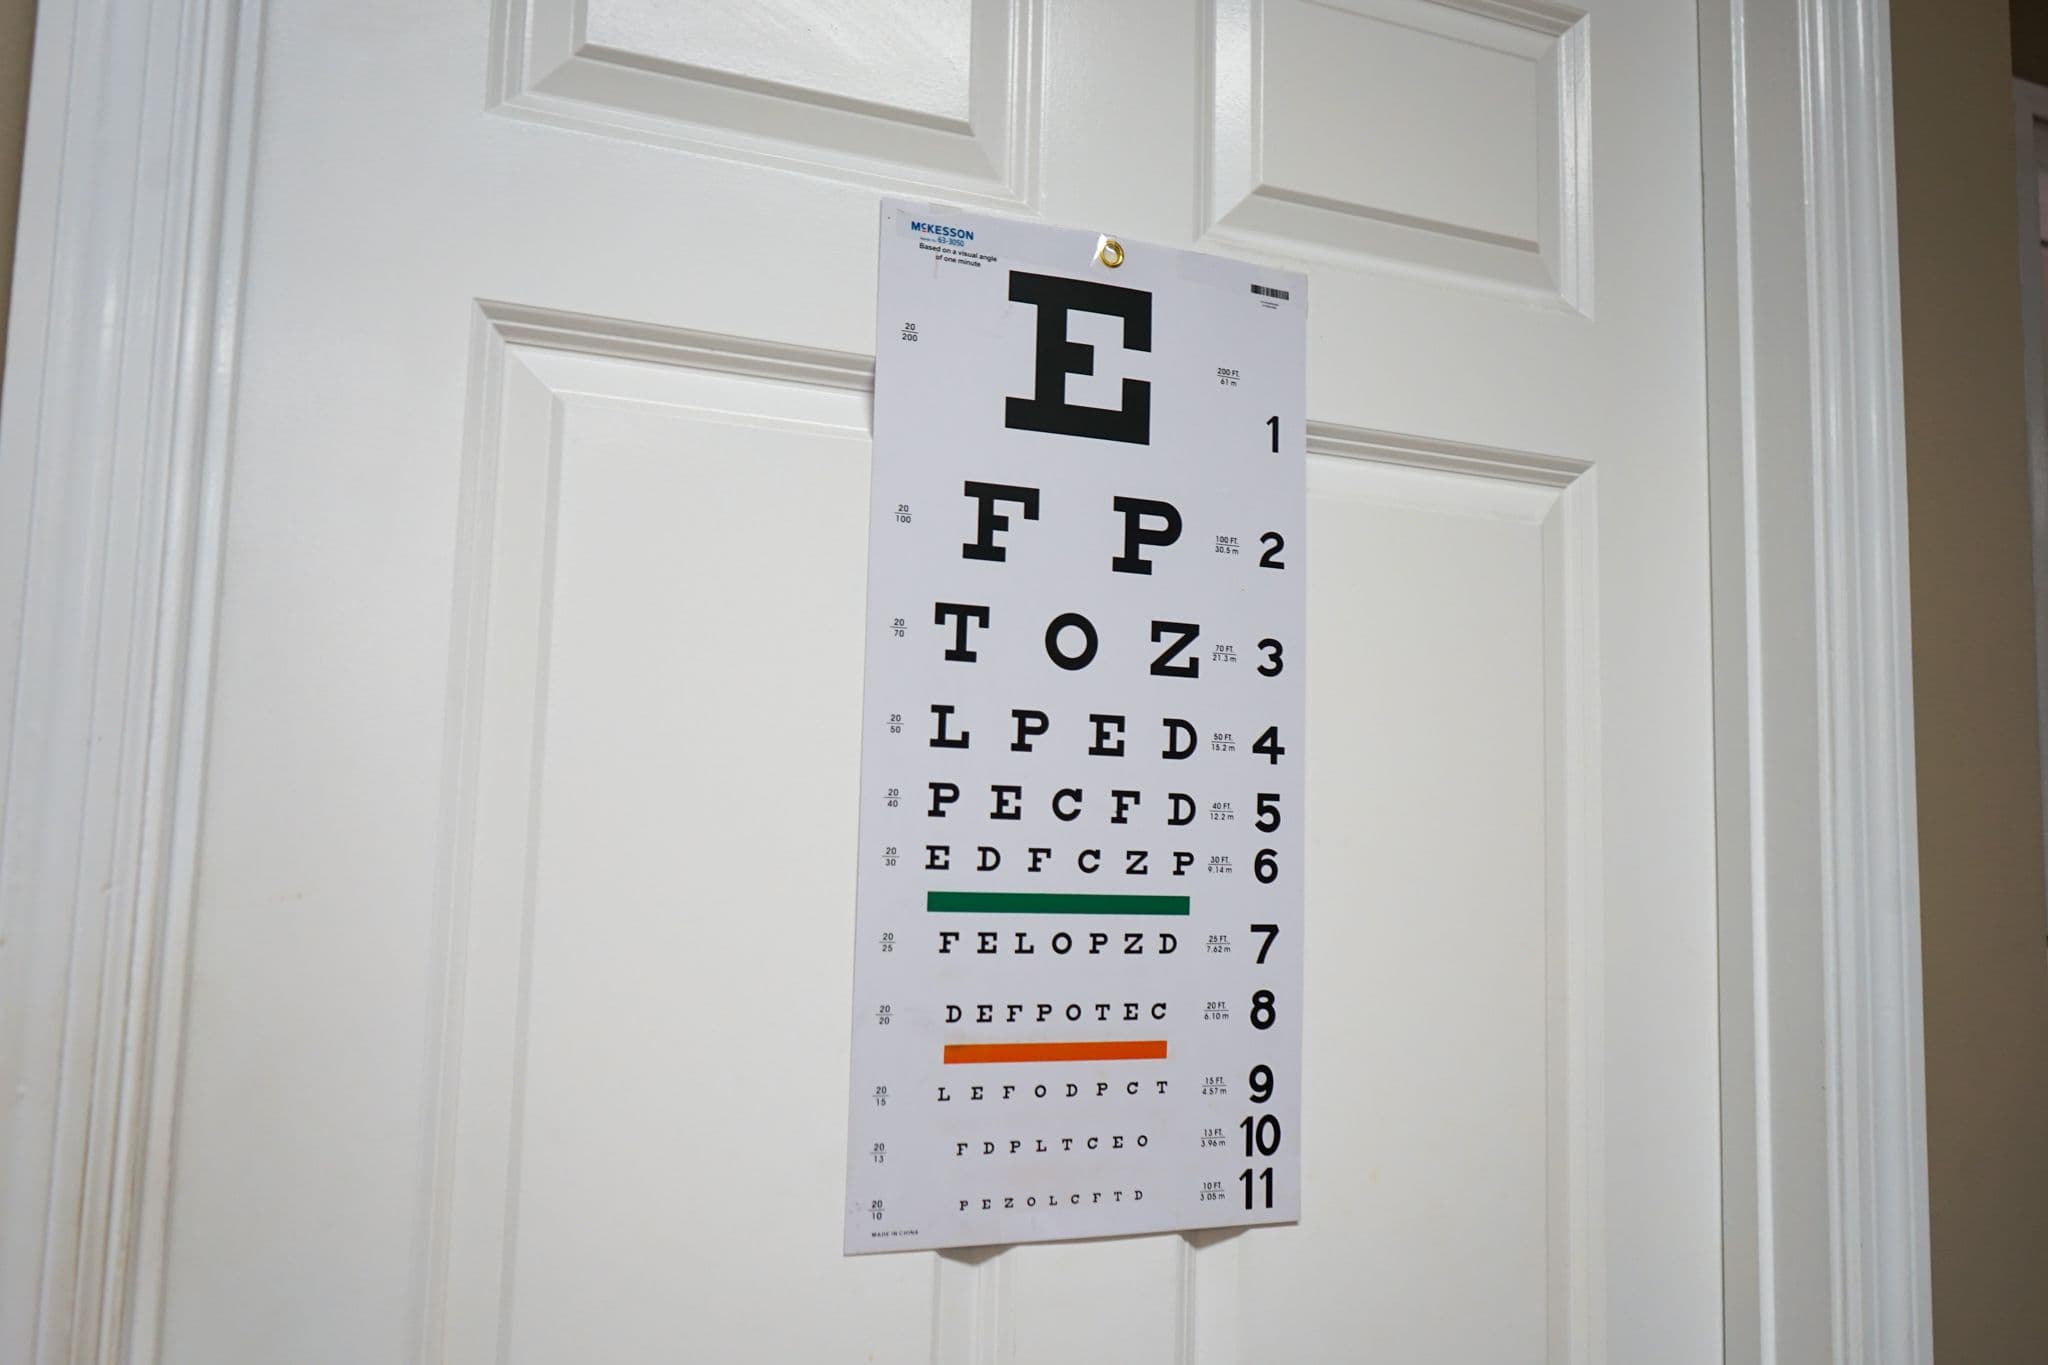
[845,200,1306,1254]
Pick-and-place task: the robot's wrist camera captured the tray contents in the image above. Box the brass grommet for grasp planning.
[1096,236,1125,269]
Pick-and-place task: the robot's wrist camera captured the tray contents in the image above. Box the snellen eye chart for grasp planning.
[845,200,1307,1254]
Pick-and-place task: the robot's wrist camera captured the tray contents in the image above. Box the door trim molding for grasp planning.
[0,1,1932,1362]
[0,0,262,1359]
[1703,0,1933,1360]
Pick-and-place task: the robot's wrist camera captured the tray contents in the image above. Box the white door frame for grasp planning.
[1700,1,1931,1359]
[0,0,1933,1360]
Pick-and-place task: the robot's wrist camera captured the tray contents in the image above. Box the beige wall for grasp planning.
[0,0,2042,1353]
[1900,1,2048,1359]
[0,0,33,386]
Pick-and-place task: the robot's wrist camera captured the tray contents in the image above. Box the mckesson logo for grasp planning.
[911,220,975,243]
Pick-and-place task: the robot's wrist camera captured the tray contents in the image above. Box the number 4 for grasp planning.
[1253,726,1285,765]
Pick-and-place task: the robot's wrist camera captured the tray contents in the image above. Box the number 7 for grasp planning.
[1250,923,1279,964]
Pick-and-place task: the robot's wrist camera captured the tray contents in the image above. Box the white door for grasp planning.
[162,0,1718,1360]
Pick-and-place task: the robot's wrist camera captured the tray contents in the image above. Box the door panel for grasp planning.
[501,0,1039,205]
[164,0,1717,1360]
[1206,0,1591,302]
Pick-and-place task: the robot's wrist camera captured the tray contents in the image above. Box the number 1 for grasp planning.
[1266,414,1279,452]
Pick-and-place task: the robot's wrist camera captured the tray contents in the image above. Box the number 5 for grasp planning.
[1255,793,1281,832]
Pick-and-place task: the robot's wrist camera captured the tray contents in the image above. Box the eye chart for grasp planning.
[845,200,1306,1253]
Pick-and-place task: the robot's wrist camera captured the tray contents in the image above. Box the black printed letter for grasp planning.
[1149,620,1200,677]
[961,481,1041,562]
[935,603,991,662]
[1011,709,1049,752]
[1113,497,1183,575]
[1045,613,1100,670]
[1003,272,1152,445]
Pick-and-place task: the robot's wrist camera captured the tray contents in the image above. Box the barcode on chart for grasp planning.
[1249,284,1290,300]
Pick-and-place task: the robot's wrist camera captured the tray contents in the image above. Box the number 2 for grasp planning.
[1258,532,1285,570]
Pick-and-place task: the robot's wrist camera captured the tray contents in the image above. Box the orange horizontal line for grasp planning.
[942,1040,1169,1065]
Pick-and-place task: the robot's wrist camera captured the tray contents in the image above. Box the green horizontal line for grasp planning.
[926,891,1190,916]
